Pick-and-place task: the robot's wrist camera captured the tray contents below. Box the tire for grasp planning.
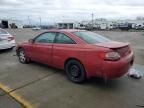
[65,60,86,83]
[18,48,30,64]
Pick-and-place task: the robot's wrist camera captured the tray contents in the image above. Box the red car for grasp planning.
[16,29,134,83]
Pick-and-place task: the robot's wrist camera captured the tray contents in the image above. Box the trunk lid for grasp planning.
[95,41,129,49]
[94,41,131,57]
[0,34,11,44]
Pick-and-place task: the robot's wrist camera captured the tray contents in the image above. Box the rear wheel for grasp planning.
[65,60,86,83]
[18,48,30,64]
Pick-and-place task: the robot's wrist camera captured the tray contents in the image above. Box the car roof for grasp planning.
[48,29,86,33]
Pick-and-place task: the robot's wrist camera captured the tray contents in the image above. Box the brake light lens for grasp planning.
[100,52,121,61]
[8,36,15,41]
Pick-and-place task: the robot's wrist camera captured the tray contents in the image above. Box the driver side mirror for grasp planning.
[28,39,34,43]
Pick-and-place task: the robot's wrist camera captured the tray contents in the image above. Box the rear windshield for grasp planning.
[73,31,111,44]
[0,29,8,35]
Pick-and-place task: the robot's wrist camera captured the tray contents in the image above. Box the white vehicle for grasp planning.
[0,28,16,50]
[32,27,41,31]
[100,23,107,30]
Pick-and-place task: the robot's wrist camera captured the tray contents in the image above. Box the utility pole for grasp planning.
[91,13,94,29]
[27,16,31,26]
[39,17,41,27]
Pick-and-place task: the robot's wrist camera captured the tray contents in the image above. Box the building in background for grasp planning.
[0,19,23,29]
[78,18,144,30]
[57,22,75,29]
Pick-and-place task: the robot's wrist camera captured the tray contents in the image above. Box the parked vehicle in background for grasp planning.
[32,27,41,31]
[100,23,107,30]
[135,24,144,30]
[16,29,134,83]
[0,28,16,50]
[118,23,132,30]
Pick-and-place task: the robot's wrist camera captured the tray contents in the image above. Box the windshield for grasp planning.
[73,31,111,44]
[0,29,8,35]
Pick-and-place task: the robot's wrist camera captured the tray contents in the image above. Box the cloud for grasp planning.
[0,0,144,24]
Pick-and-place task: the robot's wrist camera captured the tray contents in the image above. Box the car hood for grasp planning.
[94,41,129,49]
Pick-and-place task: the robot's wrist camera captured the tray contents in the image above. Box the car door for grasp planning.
[52,33,76,69]
[29,32,56,65]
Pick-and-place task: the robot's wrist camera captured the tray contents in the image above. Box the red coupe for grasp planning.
[16,29,134,83]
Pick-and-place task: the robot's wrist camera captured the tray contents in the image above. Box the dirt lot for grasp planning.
[0,29,144,108]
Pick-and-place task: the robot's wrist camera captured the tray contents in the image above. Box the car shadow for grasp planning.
[0,48,14,54]
[85,77,122,90]
[30,61,65,73]
[28,61,122,90]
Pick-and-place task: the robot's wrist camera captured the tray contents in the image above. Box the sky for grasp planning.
[0,0,144,24]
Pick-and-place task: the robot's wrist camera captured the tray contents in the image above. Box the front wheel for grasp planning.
[18,48,30,64]
[65,60,86,83]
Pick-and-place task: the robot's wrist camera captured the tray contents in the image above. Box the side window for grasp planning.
[55,33,76,44]
[34,32,55,43]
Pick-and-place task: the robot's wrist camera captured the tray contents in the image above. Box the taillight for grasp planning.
[8,36,14,41]
[100,52,121,61]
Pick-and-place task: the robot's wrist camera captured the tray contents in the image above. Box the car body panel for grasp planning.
[0,29,16,50]
[16,29,134,79]
[29,43,53,64]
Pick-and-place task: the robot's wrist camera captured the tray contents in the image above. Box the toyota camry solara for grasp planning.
[16,29,134,83]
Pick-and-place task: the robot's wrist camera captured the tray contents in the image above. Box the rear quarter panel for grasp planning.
[52,44,109,77]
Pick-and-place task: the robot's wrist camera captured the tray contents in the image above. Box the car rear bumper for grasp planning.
[0,41,16,50]
[100,52,134,79]
[86,52,134,79]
